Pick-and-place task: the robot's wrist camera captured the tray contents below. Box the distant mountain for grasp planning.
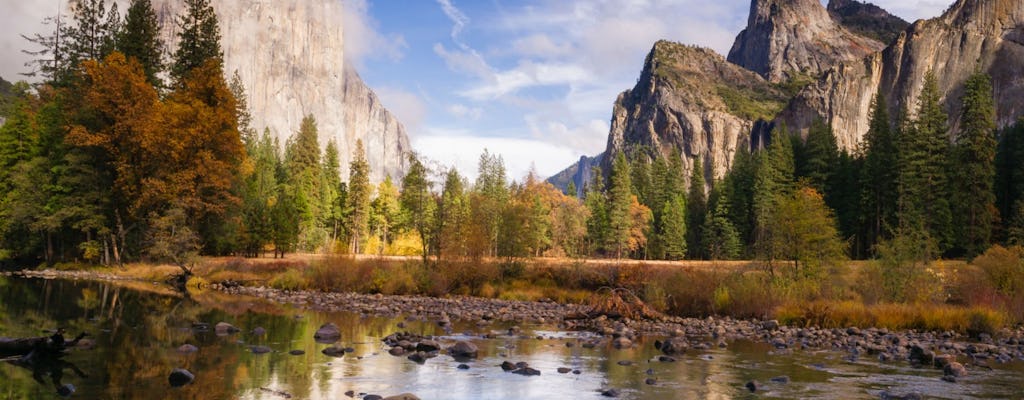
[547,153,603,197]
[827,0,910,44]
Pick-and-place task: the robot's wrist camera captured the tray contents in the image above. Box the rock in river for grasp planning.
[314,323,341,342]
[447,341,479,359]
[215,322,240,335]
[169,368,194,387]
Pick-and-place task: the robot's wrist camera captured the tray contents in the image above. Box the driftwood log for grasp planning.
[0,329,88,358]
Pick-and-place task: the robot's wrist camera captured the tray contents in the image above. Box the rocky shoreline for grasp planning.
[7,268,1024,384]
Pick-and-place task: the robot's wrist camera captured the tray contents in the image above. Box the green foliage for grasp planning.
[606,153,634,258]
[867,229,942,303]
[860,91,899,256]
[659,195,687,260]
[117,0,164,88]
[715,84,786,121]
[760,187,848,281]
[952,72,997,257]
[171,0,222,84]
[702,194,741,261]
[145,207,200,271]
[997,120,1024,243]
[686,157,707,259]
[399,153,435,260]
[346,140,371,254]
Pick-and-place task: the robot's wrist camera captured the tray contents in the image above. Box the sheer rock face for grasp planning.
[153,0,409,183]
[827,0,910,44]
[780,0,1024,151]
[603,41,786,183]
[727,0,886,82]
[546,153,604,197]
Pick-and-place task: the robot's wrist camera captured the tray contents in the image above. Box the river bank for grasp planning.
[7,267,1024,383]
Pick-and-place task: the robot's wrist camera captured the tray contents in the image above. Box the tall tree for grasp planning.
[952,72,997,257]
[686,157,707,259]
[898,71,952,250]
[703,185,741,261]
[369,175,400,254]
[796,119,839,193]
[584,166,608,256]
[997,120,1024,244]
[116,0,163,88]
[860,92,899,254]
[321,139,343,246]
[606,153,637,258]
[346,140,371,254]
[762,187,847,279]
[474,150,508,256]
[435,168,469,260]
[400,153,435,262]
[285,115,323,250]
[660,195,687,260]
[240,129,278,257]
[171,0,222,83]
[753,127,795,257]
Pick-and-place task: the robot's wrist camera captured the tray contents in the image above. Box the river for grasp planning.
[0,276,1022,399]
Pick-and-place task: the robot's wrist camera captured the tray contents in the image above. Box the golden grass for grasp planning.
[776,301,1006,335]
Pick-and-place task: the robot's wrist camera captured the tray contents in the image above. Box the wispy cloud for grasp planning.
[436,0,471,49]
[343,0,408,68]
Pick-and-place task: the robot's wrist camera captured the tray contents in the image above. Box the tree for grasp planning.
[474,150,509,256]
[321,139,343,247]
[606,153,635,258]
[171,0,222,84]
[399,153,435,262]
[796,119,839,193]
[584,166,608,256]
[369,175,400,255]
[860,91,898,255]
[762,187,847,279]
[898,71,952,250]
[346,140,371,254]
[686,157,707,259]
[659,195,687,260]
[997,120,1024,243]
[65,0,121,67]
[952,72,997,257]
[753,127,795,257]
[435,168,469,260]
[116,0,163,88]
[703,187,741,261]
[240,129,279,257]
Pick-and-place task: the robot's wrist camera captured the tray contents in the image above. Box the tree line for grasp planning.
[1,0,1019,269]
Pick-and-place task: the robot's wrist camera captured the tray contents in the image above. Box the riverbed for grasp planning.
[1,276,1022,399]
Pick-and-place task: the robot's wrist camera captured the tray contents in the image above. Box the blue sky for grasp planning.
[1,0,951,181]
[352,0,950,181]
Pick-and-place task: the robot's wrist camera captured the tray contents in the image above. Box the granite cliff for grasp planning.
[152,0,410,183]
[780,0,1024,150]
[727,0,886,83]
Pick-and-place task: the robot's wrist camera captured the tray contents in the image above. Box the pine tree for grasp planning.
[474,150,509,256]
[370,175,400,255]
[753,126,795,257]
[321,139,343,246]
[686,157,707,259]
[584,166,608,256]
[347,140,371,254]
[436,168,469,259]
[228,71,254,145]
[65,0,121,66]
[797,119,839,193]
[117,0,164,88]
[240,129,279,257]
[607,153,634,258]
[997,120,1024,243]
[952,72,997,257]
[860,91,899,254]
[660,195,687,260]
[703,186,741,261]
[400,153,435,262]
[898,71,952,250]
[171,0,222,83]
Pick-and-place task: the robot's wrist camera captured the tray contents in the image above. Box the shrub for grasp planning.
[269,269,305,291]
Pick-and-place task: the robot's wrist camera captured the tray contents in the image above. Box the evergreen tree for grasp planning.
[898,71,952,250]
[797,119,839,193]
[321,139,343,247]
[997,120,1024,243]
[660,195,687,260]
[565,180,577,198]
[584,166,608,256]
[285,115,324,250]
[171,0,222,83]
[686,157,707,259]
[370,175,400,255]
[753,126,795,257]
[347,140,371,254]
[65,0,121,66]
[228,71,254,144]
[400,153,435,262]
[703,186,741,260]
[606,152,634,258]
[117,0,164,88]
[952,72,997,257]
[860,92,899,254]
[436,168,469,259]
[240,129,279,257]
[474,150,509,256]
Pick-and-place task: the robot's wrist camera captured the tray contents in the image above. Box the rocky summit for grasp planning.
[152,0,410,183]
[727,0,885,83]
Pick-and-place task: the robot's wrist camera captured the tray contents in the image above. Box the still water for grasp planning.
[1,276,1022,399]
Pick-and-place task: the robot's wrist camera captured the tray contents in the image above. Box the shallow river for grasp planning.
[1,276,1022,399]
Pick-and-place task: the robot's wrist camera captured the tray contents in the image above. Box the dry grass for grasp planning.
[775,301,1006,335]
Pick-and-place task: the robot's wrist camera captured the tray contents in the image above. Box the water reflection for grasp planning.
[0,276,1022,400]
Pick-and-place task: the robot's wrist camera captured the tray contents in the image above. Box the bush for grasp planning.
[269,269,305,291]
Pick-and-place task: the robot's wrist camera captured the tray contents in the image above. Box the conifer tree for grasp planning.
[660,195,687,260]
[703,186,741,261]
[117,0,164,88]
[584,166,608,255]
[171,0,222,83]
[997,120,1024,243]
[860,92,899,253]
[347,140,371,254]
[686,157,707,259]
[898,71,952,250]
[607,153,634,258]
[952,72,997,257]
[400,153,435,262]
[436,168,469,259]
[370,175,400,254]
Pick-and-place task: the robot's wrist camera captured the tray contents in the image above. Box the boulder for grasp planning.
[943,362,967,378]
[177,344,199,354]
[168,368,194,387]
[314,323,341,342]
[214,322,239,335]
[383,394,421,400]
[659,338,688,355]
[321,346,346,357]
[447,341,479,359]
[612,337,632,349]
[415,340,441,352]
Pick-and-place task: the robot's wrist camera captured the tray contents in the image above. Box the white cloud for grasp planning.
[508,34,572,59]
[460,61,593,100]
[446,103,483,120]
[436,0,470,48]
[342,0,408,67]
[433,43,493,78]
[414,130,582,182]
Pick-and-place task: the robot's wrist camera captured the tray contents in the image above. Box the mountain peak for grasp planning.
[728,0,885,82]
[827,0,909,44]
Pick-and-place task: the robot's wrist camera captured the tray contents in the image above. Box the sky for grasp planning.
[1,0,951,181]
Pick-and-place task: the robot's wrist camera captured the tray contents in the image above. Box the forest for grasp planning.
[3,0,1024,274]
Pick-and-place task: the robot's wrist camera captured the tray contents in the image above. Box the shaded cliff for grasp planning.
[780,0,1024,150]
[827,0,910,44]
[153,0,410,183]
[547,153,604,197]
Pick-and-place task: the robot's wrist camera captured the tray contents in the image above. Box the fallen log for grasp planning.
[0,329,88,358]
